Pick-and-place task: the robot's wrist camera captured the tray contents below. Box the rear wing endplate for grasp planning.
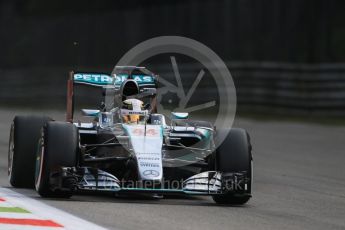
[66,71,114,122]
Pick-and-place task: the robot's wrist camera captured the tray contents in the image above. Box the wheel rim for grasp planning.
[35,135,44,191]
[250,159,253,192]
[8,124,14,179]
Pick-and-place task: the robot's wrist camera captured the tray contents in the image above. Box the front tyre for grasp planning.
[212,128,253,205]
[8,116,51,188]
[35,121,78,198]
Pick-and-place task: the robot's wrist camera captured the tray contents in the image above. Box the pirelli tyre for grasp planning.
[212,128,253,205]
[8,116,52,188]
[35,121,78,198]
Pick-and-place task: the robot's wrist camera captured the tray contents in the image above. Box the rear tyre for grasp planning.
[35,121,78,198]
[212,128,253,205]
[8,116,51,188]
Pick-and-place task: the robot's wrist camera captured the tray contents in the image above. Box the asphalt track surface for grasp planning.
[0,108,344,230]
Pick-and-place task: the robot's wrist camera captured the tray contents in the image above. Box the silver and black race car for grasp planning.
[8,66,253,205]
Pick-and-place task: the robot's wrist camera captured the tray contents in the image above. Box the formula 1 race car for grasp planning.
[8,66,253,205]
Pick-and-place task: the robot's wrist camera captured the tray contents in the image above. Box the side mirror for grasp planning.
[81,109,100,117]
[171,112,189,119]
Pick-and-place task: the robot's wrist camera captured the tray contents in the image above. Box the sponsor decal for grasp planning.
[114,74,154,85]
[137,152,161,155]
[131,128,159,136]
[74,73,113,85]
[132,128,144,136]
[114,74,128,85]
[128,111,147,115]
[143,170,160,177]
[132,75,154,84]
[140,162,160,168]
[137,156,160,161]
[146,128,158,136]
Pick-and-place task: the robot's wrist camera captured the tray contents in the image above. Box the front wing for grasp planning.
[50,167,251,196]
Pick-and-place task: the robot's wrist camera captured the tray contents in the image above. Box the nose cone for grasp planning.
[123,124,163,182]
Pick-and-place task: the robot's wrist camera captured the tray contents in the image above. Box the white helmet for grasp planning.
[121,99,147,124]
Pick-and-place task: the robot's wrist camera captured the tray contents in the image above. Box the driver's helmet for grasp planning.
[121,99,147,124]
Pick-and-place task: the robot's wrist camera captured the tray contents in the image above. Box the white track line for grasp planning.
[0,188,110,230]
[0,224,59,230]
[0,212,40,219]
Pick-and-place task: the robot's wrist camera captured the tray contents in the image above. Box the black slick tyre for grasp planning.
[35,121,78,198]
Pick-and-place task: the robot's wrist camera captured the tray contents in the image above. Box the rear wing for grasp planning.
[66,71,114,122]
[66,71,158,122]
